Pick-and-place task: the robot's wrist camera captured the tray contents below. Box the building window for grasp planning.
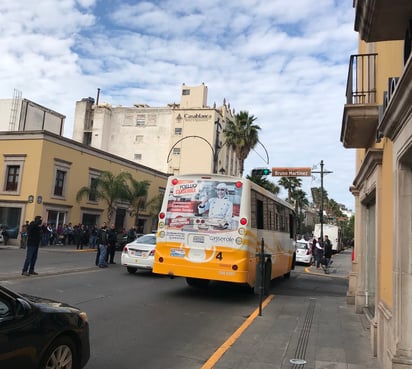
[2,154,26,194]
[134,153,142,160]
[83,132,92,146]
[52,159,71,199]
[89,177,98,202]
[173,148,181,155]
[136,115,145,126]
[54,170,65,196]
[5,165,19,191]
[135,135,143,143]
[174,128,182,135]
[182,89,190,95]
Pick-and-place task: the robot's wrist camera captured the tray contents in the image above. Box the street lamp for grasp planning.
[213,119,222,174]
[312,160,333,241]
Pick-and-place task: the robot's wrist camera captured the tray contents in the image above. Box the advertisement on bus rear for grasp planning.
[165,178,242,234]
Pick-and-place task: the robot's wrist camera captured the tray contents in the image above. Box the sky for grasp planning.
[0,0,358,211]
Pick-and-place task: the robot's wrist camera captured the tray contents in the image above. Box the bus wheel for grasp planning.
[284,271,291,279]
[186,278,210,288]
[264,259,272,295]
[127,267,137,274]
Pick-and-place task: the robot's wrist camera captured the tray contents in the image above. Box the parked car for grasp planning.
[121,233,156,273]
[0,284,90,369]
[295,239,313,266]
[116,232,144,251]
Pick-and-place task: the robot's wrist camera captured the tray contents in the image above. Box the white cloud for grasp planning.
[0,0,358,210]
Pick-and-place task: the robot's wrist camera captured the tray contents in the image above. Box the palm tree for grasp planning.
[76,171,131,224]
[325,198,344,224]
[246,174,280,195]
[278,177,302,203]
[311,186,329,219]
[124,178,151,227]
[224,111,261,175]
[145,193,164,230]
[291,188,309,234]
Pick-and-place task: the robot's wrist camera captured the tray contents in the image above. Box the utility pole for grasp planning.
[312,160,333,241]
[213,119,222,173]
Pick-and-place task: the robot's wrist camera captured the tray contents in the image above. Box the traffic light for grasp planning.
[251,168,271,176]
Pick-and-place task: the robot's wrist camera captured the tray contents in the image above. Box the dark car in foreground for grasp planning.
[0,285,90,369]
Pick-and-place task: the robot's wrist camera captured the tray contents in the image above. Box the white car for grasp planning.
[295,239,313,265]
[121,233,156,273]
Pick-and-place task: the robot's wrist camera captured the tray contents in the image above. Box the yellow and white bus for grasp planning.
[153,174,296,291]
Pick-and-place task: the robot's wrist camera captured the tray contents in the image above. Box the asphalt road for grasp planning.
[0,246,350,369]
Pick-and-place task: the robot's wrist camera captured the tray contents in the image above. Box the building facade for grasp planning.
[341,1,412,368]
[72,83,240,176]
[0,131,167,245]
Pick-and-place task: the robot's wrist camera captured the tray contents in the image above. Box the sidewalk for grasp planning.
[209,250,377,369]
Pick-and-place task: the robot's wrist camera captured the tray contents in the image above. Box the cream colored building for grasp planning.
[72,83,240,176]
[341,1,412,368]
[0,130,168,244]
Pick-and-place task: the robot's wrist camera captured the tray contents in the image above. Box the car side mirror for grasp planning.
[15,298,32,318]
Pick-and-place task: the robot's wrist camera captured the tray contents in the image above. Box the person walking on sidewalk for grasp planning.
[21,215,43,276]
[315,237,324,269]
[323,235,333,273]
[311,237,317,266]
[96,223,109,268]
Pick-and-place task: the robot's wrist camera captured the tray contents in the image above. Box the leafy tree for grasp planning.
[224,111,261,175]
[76,171,131,224]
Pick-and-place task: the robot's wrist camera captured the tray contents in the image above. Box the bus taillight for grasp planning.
[232,265,238,271]
[158,257,164,263]
[240,217,247,225]
[171,178,178,185]
[235,181,242,188]
[159,212,165,219]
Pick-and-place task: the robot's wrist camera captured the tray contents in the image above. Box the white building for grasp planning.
[72,84,240,176]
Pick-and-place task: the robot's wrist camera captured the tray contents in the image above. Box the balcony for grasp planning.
[341,53,379,149]
[354,0,412,42]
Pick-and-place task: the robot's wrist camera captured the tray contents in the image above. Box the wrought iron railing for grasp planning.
[345,53,378,104]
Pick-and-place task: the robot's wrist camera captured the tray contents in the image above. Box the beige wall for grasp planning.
[0,131,168,243]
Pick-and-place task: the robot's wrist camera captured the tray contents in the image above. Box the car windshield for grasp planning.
[296,242,309,250]
[135,234,156,245]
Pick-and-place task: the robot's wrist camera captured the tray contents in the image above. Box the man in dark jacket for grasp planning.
[106,223,117,264]
[21,215,43,276]
[323,235,333,273]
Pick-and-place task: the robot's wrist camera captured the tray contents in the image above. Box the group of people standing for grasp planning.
[21,216,140,275]
[95,223,118,268]
[310,235,333,273]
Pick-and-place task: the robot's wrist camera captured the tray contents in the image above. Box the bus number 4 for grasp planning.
[216,252,223,260]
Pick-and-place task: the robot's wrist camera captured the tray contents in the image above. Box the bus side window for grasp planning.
[256,199,264,229]
[289,213,295,238]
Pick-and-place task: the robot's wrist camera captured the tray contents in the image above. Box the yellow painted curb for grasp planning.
[201,294,274,369]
